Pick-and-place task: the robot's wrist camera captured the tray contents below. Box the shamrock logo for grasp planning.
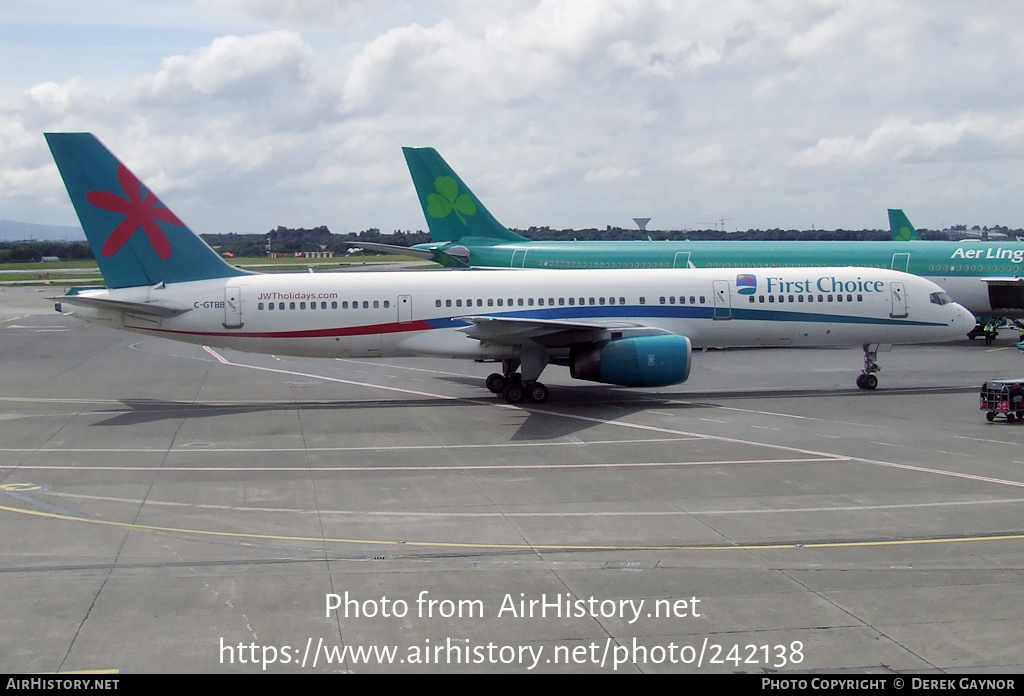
[895,226,914,241]
[426,176,476,225]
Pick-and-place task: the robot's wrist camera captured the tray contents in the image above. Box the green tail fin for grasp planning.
[402,147,527,243]
[888,208,921,241]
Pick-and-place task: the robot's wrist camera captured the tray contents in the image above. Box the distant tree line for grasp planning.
[0,240,93,263]
[4,223,1023,263]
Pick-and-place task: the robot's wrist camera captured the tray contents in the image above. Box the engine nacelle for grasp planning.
[569,334,692,387]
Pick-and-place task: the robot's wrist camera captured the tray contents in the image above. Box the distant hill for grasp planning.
[0,219,84,242]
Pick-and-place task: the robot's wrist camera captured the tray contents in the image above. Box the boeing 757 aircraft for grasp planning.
[397,147,1024,321]
[46,133,971,402]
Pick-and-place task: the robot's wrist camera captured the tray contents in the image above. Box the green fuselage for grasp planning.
[416,238,1024,318]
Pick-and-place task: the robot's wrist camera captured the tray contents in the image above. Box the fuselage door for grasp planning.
[891,253,910,272]
[712,280,732,320]
[889,281,908,318]
[398,294,412,324]
[511,249,528,268]
[223,286,243,329]
[673,251,692,268]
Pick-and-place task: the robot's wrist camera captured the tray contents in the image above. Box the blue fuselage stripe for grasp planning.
[420,305,944,329]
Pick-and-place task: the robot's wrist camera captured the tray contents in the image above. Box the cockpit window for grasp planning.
[929,292,951,305]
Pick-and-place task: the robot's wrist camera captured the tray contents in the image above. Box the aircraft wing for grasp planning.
[454,315,674,348]
[52,295,191,319]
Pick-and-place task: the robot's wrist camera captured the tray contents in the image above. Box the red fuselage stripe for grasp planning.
[141,319,436,339]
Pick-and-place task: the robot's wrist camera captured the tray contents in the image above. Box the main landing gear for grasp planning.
[856,343,880,390]
[485,358,549,404]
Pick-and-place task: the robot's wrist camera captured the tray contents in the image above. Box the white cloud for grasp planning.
[4,1,1024,232]
[199,0,379,25]
[583,166,641,184]
[141,31,314,102]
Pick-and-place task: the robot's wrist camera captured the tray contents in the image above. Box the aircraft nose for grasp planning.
[953,303,974,337]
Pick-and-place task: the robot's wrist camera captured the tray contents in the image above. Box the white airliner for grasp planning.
[46,133,973,402]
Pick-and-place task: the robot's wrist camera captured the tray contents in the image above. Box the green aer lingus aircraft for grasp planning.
[382,147,1024,323]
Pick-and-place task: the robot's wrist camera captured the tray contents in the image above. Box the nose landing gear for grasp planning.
[856,343,882,390]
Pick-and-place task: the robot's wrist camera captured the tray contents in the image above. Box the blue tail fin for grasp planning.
[888,208,921,241]
[402,147,528,244]
[45,133,247,289]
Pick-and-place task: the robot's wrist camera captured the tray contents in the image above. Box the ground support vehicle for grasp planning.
[980,378,1024,422]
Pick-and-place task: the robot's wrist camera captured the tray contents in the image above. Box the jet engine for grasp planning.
[569,334,691,387]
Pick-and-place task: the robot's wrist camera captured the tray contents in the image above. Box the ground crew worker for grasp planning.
[985,322,995,345]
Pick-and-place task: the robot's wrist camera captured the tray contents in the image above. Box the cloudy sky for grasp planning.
[2,0,1023,236]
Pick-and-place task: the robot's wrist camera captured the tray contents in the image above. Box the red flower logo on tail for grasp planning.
[86,165,183,259]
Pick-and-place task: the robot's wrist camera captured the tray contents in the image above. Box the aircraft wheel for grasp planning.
[986,412,996,422]
[525,382,548,403]
[1015,410,1023,420]
[863,374,878,390]
[502,382,524,404]
[855,374,866,389]
[1008,413,1016,423]
[485,373,506,393]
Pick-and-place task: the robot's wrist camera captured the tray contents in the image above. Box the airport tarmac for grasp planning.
[1,285,1023,674]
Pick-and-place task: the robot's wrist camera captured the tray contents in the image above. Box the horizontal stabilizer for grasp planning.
[346,241,470,268]
[52,294,191,318]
